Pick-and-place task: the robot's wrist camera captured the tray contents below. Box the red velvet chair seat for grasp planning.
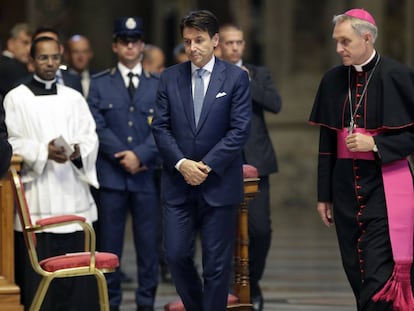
[40,252,119,272]
[164,294,239,311]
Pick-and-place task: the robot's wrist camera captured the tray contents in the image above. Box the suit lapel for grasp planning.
[196,60,226,131]
[177,62,196,133]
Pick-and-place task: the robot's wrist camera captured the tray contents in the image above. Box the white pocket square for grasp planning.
[216,92,227,98]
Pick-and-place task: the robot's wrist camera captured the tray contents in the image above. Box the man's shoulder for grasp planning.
[321,64,347,80]
[142,70,160,81]
[159,62,188,81]
[91,68,115,80]
[4,84,30,101]
[245,63,268,72]
[219,59,244,73]
[381,55,413,74]
[57,84,84,97]
[0,55,14,66]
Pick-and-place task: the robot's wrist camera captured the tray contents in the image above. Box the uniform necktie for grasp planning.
[194,68,206,126]
[127,72,137,99]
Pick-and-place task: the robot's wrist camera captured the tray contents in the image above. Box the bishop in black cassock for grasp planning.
[309,8,414,311]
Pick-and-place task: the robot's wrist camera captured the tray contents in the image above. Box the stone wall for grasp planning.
[266,72,321,211]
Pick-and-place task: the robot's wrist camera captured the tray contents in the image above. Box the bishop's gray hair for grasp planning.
[333,14,378,43]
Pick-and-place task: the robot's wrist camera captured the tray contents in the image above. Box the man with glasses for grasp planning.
[30,26,83,94]
[88,17,160,311]
[4,36,100,310]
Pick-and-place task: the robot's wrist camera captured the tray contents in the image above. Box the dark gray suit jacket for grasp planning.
[243,64,281,176]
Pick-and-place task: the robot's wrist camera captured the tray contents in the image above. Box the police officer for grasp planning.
[87,17,160,311]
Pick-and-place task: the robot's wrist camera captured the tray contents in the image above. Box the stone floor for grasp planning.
[118,203,356,311]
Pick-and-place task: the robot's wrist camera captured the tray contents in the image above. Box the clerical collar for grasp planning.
[33,75,57,89]
[352,50,377,72]
[26,75,57,95]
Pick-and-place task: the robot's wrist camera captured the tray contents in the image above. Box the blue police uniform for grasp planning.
[87,17,159,311]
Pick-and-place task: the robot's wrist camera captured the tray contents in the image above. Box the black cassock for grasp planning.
[309,53,414,311]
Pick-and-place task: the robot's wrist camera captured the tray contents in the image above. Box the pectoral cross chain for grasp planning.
[348,119,355,134]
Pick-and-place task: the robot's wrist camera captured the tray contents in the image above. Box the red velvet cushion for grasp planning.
[39,252,119,272]
[243,164,259,178]
[164,294,239,311]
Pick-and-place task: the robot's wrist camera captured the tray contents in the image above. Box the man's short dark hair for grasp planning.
[32,26,60,41]
[180,10,219,38]
[30,36,60,58]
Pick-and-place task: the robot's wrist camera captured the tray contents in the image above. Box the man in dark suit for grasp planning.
[218,24,282,311]
[88,17,160,311]
[66,34,95,97]
[152,10,251,311]
[0,96,12,178]
[0,23,32,97]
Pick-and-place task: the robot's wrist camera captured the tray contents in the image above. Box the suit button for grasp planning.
[127,136,133,143]
[108,103,113,108]
[129,106,135,112]
[128,121,133,127]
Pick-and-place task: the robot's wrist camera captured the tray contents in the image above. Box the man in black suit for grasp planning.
[218,24,282,311]
[0,23,32,97]
[0,96,12,178]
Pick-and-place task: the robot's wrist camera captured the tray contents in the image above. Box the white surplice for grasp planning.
[4,84,99,233]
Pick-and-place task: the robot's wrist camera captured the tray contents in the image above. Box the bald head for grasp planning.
[66,34,93,73]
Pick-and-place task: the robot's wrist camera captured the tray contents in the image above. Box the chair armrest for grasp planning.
[36,215,86,226]
[33,216,95,253]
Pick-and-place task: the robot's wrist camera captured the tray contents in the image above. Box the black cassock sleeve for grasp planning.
[317,126,337,202]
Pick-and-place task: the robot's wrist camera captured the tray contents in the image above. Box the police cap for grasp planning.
[113,17,144,39]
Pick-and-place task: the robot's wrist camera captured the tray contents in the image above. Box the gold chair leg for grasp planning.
[29,276,54,311]
[95,271,110,311]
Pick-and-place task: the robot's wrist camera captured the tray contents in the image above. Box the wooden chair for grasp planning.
[165,164,260,311]
[9,167,119,311]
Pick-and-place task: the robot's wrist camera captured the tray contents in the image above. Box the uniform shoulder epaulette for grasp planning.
[143,70,160,79]
[91,68,112,79]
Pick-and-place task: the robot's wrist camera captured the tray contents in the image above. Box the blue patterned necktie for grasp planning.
[193,68,206,126]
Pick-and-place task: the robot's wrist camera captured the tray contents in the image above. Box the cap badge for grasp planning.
[125,18,137,30]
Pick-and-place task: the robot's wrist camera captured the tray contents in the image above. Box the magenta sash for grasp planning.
[373,159,414,310]
[337,128,376,160]
[337,128,414,309]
